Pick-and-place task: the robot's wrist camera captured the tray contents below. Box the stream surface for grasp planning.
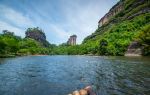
[0,55,149,95]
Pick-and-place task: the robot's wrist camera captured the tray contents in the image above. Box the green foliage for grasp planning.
[0,30,21,54]
[19,38,41,49]
[135,25,150,55]
[136,25,150,45]
[0,29,53,57]
[124,0,137,10]
[83,13,150,56]
[52,45,80,55]
[125,2,150,18]
[0,37,6,54]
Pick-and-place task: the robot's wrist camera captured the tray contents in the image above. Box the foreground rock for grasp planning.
[125,41,143,56]
[68,86,95,95]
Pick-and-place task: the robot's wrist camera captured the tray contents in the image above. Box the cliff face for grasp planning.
[26,30,46,43]
[98,1,123,27]
[67,35,77,46]
[98,0,150,27]
[82,0,150,56]
[25,27,49,47]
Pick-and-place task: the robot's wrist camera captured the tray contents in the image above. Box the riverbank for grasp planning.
[0,54,16,58]
[0,53,51,58]
[1,53,149,58]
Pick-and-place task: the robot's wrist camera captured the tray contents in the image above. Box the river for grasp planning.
[0,55,149,95]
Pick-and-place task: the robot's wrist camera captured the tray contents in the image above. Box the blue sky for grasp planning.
[0,0,118,44]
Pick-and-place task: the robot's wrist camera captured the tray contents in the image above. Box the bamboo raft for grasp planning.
[68,86,96,95]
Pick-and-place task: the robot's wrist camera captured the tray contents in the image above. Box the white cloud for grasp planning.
[49,24,71,39]
[0,4,34,28]
[57,0,114,44]
[0,21,24,36]
[0,0,118,44]
[0,4,35,37]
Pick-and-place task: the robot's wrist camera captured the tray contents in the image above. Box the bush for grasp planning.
[135,25,150,55]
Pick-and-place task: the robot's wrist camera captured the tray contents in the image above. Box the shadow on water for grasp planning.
[93,56,150,95]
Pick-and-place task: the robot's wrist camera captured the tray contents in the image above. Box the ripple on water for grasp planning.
[0,56,149,95]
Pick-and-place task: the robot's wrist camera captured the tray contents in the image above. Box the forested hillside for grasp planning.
[81,0,150,56]
[0,28,55,57]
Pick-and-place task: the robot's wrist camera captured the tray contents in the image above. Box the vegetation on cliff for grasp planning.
[135,25,150,55]
[80,0,150,56]
[25,27,50,47]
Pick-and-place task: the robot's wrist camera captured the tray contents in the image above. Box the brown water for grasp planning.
[0,55,149,95]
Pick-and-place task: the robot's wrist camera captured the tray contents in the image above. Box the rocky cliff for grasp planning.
[82,0,150,56]
[25,27,49,47]
[98,1,123,27]
[98,0,150,27]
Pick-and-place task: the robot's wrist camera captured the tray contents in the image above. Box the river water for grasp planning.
[0,55,149,95]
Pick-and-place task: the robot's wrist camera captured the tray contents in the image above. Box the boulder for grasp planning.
[125,41,142,56]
